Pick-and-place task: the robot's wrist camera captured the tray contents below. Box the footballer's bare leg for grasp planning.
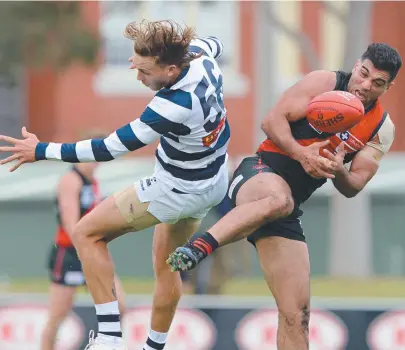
[142,218,201,349]
[71,186,160,347]
[256,236,310,350]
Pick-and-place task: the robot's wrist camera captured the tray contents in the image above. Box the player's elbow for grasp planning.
[334,173,368,198]
[261,115,274,136]
[341,190,359,198]
[339,185,363,198]
[261,120,268,134]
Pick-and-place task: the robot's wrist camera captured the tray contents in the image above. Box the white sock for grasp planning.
[95,301,122,341]
[143,329,168,350]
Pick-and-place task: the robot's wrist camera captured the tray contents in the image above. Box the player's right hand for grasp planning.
[0,127,39,172]
[296,140,337,179]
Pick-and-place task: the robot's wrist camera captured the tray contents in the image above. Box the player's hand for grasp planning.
[0,127,39,172]
[296,140,338,179]
[322,142,346,175]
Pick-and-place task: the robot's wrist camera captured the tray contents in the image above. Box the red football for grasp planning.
[306,91,365,133]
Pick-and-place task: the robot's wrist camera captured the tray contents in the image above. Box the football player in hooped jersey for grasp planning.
[0,20,229,350]
[168,43,402,349]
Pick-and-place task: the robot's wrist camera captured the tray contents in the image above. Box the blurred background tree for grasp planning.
[0,1,99,81]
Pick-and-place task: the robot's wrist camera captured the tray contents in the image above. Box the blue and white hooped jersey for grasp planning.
[36,36,230,193]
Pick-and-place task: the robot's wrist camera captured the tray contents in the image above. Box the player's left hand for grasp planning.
[0,127,39,172]
[322,142,346,175]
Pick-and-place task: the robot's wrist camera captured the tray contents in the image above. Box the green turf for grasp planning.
[4,277,405,297]
[224,277,405,297]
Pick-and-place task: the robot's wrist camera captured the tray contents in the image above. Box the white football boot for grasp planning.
[84,331,127,350]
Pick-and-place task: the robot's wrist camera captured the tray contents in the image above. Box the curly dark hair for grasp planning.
[361,43,402,82]
[124,19,198,68]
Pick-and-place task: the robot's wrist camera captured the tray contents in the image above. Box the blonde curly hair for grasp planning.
[124,19,198,68]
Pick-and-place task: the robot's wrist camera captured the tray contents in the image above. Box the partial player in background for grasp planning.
[41,131,126,350]
[0,20,229,350]
[168,43,402,350]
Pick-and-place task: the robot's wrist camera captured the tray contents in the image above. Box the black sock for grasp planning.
[189,232,219,257]
[97,313,122,338]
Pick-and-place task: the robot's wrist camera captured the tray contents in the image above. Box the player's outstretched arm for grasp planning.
[0,89,190,172]
[0,121,149,172]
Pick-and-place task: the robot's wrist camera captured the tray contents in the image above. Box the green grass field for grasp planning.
[5,277,405,298]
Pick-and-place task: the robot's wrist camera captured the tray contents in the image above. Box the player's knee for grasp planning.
[263,193,294,219]
[71,222,91,248]
[71,226,83,247]
[278,304,310,333]
[281,194,295,216]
